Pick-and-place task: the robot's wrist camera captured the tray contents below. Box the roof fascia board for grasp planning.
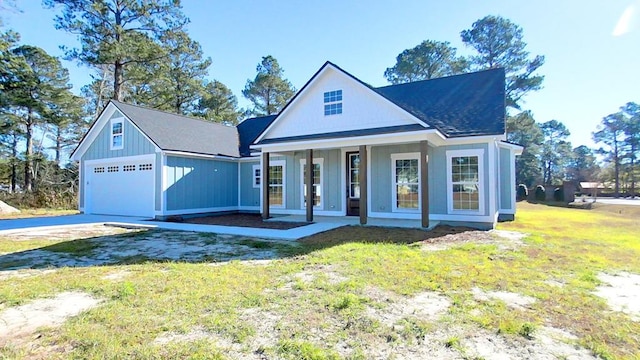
[71,101,162,161]
[498,140,524,155]
[163,150,238,161]
[70,102,118,161]
[252,129,445,152]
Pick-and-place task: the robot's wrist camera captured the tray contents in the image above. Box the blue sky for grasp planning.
[3,0,639,148]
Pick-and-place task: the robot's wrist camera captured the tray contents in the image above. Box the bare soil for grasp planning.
[0,292,102,347]
[168,213,309,230]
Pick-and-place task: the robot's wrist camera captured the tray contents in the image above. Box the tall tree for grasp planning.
[46,92,86,164]
[80,65,114,120]
[4,45,78,191]
[45,0,188,101]
[506,110,543,187]
[540,120,571,185]
[138,30,211,114]
[384,40,468,84]
[0,112,22,192]
[621,102,640,195]
[196,80,241,124]
[593,112,626,197]
[243,56,295,116]
[566,145,600,183]
[461,15,545,109]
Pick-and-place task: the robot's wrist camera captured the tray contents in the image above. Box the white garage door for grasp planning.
[85,155,155,217]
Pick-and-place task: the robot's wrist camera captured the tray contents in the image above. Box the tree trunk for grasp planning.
[55,125,62,165]
[24,110,33,192]
[113,5,123,101]
[10,133,17,193]
[614,138,620,198]
[113,61,123,101]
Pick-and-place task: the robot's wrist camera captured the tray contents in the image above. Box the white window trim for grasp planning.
[299,158,324,209]
[268,160,286,208]
[252,164,261,189]
[446,149,485,215]
[110,117,124,150]
[323,89,343,116]
[391,152,421,213]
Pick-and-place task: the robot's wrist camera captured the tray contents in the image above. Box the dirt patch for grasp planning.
[594,272,640,321]
[460,325,596,359]
[279,264,348,290]
[0,227,292,270]
[419,229,527,252]
[365,287,451,326]
[101,270,131,281]
[472,287,536,310]
[0,269,57,281]
[0,292,102,346]
[167,213,309,230]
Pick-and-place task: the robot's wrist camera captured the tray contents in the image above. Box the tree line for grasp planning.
[384,15,639,197]
[1,2,637,207]
[1,0,294,202]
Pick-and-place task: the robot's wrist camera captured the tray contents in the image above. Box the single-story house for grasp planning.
[71,62,522,229]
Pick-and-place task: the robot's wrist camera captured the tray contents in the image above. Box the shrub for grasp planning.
[0,190,77,209]
[516,184,528,201]
[534,185,546,201]
[554,187,564,202]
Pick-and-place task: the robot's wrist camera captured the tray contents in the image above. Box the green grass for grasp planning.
[0,202,639,359]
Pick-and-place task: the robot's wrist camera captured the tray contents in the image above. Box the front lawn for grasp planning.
[0,203,638,359]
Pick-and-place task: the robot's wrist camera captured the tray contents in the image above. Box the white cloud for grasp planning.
[613,4,637,36]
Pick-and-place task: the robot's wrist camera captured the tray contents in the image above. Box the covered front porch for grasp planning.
[255,133,441,228]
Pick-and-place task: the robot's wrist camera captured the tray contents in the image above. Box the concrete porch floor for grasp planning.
[268,215,439,230]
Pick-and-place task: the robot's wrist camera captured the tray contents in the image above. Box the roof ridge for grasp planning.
[375,67,505,90]
[110,100,235,130]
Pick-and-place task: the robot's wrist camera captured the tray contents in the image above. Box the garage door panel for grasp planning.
[86,157,155,217]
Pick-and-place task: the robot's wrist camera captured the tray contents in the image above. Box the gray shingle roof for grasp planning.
[374,68,506,137]
[237,115,277,156]
[111,101,240,157]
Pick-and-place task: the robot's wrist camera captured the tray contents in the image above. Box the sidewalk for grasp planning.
[0,214,344,240]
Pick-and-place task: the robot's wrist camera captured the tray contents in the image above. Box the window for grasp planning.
[447,149,484,214]
[107,165,119,173]
[139,163,153,171]
[300,158,323,209]
[252,165,261,188]
[348,153,360,199]
[391,153,420,212]
[324,89,342,116]
[110,119,124,150]
[123,165,136,172]
[268,161,285,207]
[94,167,105,173]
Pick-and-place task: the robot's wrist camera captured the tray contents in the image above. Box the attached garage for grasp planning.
[84,155,155,217]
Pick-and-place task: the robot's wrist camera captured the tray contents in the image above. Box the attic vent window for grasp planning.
[324,90,342,116]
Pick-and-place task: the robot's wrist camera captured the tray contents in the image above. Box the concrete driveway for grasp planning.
[582,198,640,206]
[0,214,343,240]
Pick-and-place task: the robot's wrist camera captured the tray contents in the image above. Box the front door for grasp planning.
[346,152,360,216]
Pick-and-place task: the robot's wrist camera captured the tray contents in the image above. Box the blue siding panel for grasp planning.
[283,150,341,211]
[500,148,512,210]
[240,161,261,207]
[83,110,156,161]
[370,143,489,216]
[165,156,238,211]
